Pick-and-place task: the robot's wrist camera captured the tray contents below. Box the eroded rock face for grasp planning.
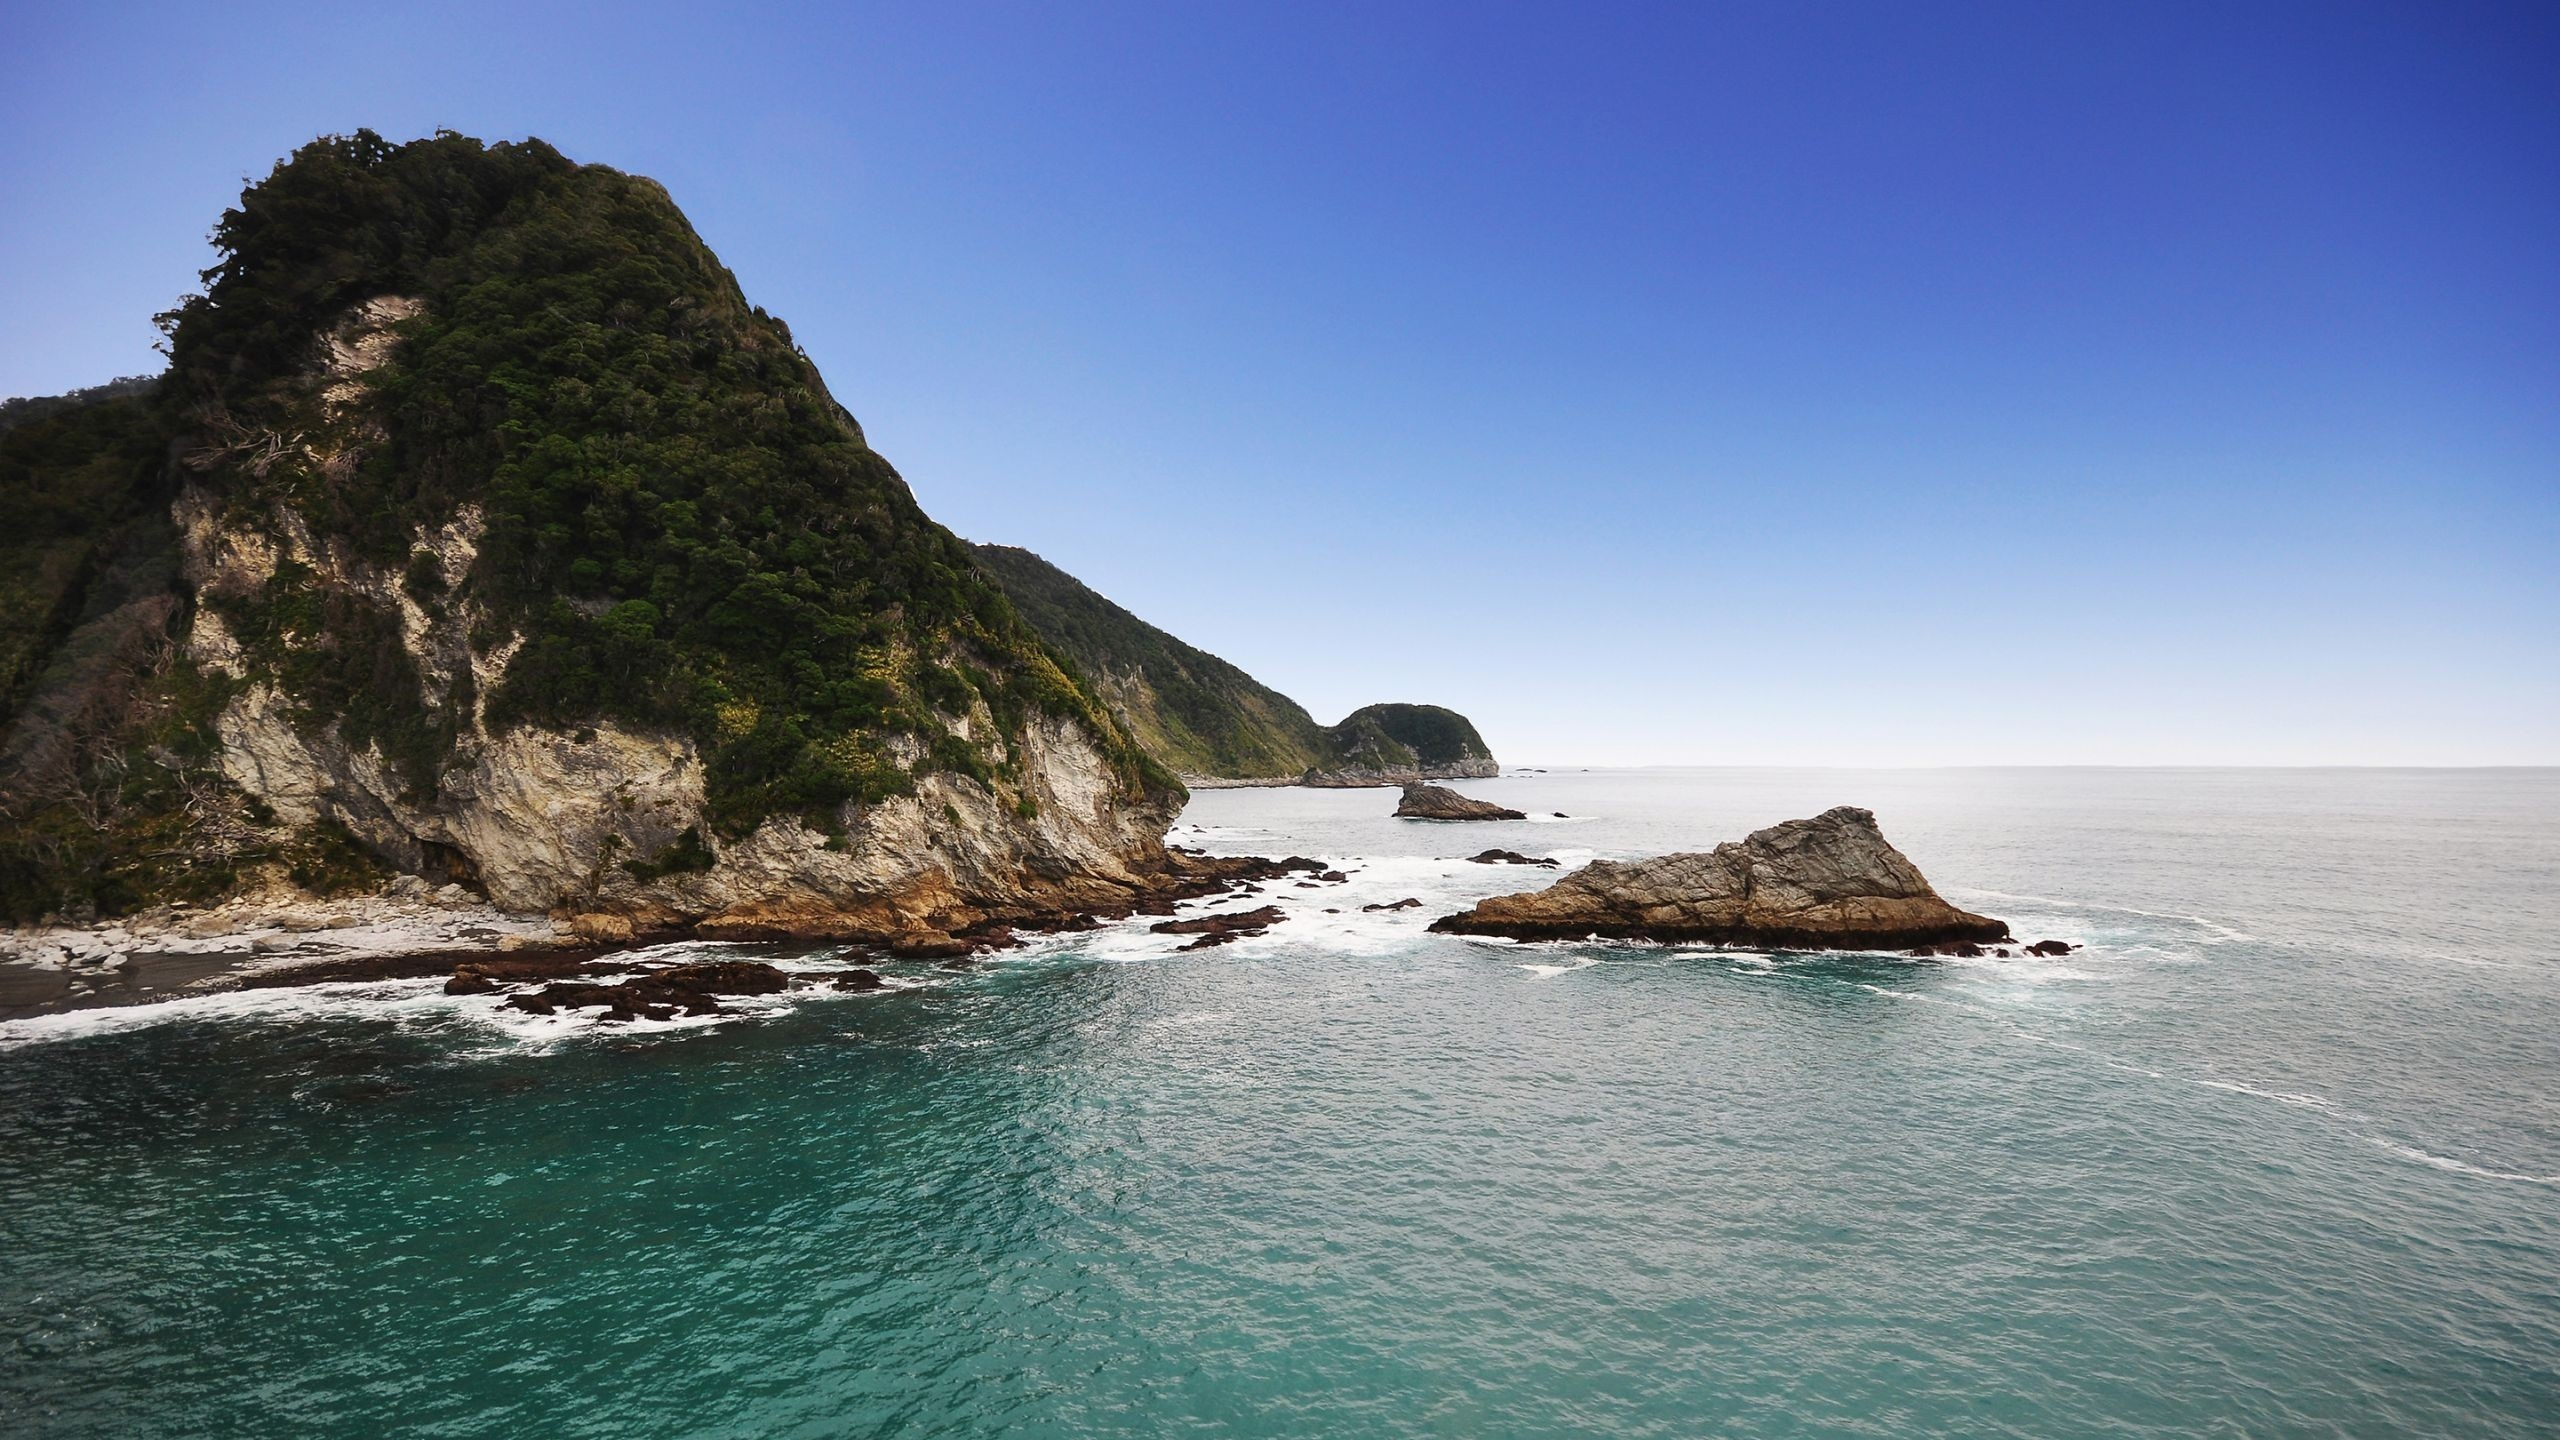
[1394,783,1527,822]
[172,294,1184,933]
[1429,806,2008,950]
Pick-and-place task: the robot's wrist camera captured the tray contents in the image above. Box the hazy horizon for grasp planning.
[5,1,2552,767]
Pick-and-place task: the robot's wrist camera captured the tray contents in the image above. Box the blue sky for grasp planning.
[4,1,2553,764]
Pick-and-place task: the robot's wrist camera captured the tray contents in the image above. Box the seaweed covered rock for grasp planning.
[1430,807,2008,950]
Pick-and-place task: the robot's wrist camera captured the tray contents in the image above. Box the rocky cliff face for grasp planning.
[1429,807,2009,949]
[0,131,1182,931]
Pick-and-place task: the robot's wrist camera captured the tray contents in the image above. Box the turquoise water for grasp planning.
[4,768,2557,1437]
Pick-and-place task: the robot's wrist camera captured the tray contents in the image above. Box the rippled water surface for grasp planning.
[5,768,2557,1437]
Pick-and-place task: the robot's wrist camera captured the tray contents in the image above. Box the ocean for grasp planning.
[3,768,2555,1437]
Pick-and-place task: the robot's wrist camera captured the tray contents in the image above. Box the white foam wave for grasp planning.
[0,943,942,1054]
[2368,1138,2560,1185]
[2192,1078,2336,1112]
[1943,888,2253,945]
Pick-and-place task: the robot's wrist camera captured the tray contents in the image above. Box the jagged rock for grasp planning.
[2026,939,2075,957]
[1362,898,1424,912]
[1394,784,1526,822]
[507,959,790,1021]
[1468,849,1557,868]
[1429,807,2010,950]
[567,913,635,944]
[1150,905,1286,938]
[888,930,970,959]
[829,968,886,991]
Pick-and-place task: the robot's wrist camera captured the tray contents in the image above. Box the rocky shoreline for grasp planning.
[0,847,1347,1025]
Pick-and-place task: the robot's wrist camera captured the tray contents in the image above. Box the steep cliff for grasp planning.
[0,131,1182,931]
[966,545,1498,786]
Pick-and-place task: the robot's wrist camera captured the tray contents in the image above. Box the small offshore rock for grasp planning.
[1468,849,1558,868]
[2026,939,2076,957]
[1362,898,1425,912]
[1151,905,1287,938]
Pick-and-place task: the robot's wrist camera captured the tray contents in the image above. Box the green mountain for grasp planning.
[967,544,1497,785]
[1314,702,1499,786]
[0,131,1178,925]
[967,544,1327,780]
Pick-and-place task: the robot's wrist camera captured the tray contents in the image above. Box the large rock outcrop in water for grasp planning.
[1429,807,2009,949]
[0,131,1186,930]
[1394,783,1526,821]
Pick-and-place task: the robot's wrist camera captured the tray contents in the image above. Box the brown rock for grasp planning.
[566,913,635,944]
[1430,807,2009,950]
[1394,784,1527,822]
[888,931,971,959]
[1151,905,1287,937]
[1467,849,1559,868]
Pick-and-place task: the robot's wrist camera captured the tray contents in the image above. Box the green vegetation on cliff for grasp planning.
[1321,703,1496,777]
[0,130,1176,920]
[968,545,1497,784]
[968,544,1327,780]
